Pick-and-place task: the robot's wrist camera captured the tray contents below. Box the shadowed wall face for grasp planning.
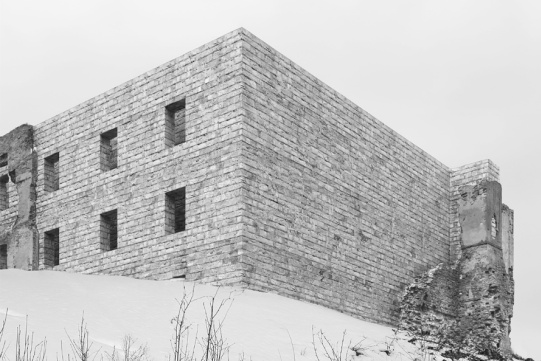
[239,31,451,325]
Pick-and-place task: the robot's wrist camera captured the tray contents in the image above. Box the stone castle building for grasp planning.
[0,29,514,356]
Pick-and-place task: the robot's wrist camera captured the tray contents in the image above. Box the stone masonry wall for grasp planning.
[238,29,451,325]
[32,30,246,281]
[0,29,515,341]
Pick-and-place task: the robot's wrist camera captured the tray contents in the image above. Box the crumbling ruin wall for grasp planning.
[400,263,459,337]
[400,168,514,359]
[0,124,38,270]
[457,181,513,357]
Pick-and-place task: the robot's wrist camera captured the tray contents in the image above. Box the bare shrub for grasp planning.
[198,289,232,361]
[63,314,99,361]
[14,317,47,361]
[0,311,7,361]
[106,335,148,361]
[170,286,198,361]
[169,286,232,361]
[311,328,352,361]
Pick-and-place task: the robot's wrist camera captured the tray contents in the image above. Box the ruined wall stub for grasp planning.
[458,180,513,357]
[0,124,38,270]
[401,167,514,359]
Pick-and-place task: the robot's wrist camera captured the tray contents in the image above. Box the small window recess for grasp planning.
[0,244,7,269]
[491,214,498,240]
[165,99,186,147]
[100,209,118,251]
[100,128,118,171]
[44,228,60,267]
[0,153,7,168]
[44,152,60,192]
[0,175,9,211]
[165,187,186,234]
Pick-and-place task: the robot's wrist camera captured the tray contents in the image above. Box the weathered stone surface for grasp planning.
[400,263,459,335]
[0,124,38,270]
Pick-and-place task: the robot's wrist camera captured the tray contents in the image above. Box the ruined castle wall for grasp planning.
[32,30,247,281]
[400,263,459,336]
[456,181,513,356]
[0,125,38,270]
[238,29,452,325]
[450,160,500,262]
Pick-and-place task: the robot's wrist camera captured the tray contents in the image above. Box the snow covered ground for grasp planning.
[0,270,534,361]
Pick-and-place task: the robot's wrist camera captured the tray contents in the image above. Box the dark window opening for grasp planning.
[44,152,60,192]
[100,128,118,171]
[166,187,186,234]
[0,175,8,211]
[0,244,7,269]
[101,209,118,251]
[0,153,7,168]
[165,99,186,147]
[44,228,60,267]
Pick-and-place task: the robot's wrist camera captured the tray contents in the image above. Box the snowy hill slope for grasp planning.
[0,270,527,361]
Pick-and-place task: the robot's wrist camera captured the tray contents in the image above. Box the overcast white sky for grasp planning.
[1,0,540,357]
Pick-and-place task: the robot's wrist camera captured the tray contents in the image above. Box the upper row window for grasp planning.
[43,98,187,191]
[45,152,60,192]
[101,128,118,172]
[165,99,186,147]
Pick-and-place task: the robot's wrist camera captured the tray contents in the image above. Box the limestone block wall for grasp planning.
[32,30,246,281]
[238,29,452,325]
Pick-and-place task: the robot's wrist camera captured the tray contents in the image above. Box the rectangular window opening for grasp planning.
[165,187,186,234]
[0,244,7,269]
[165,99,186,147]
[0,175,9,211]
[0,153,7,168]
[100,128,118,171]
[44,152,60,192]
[100,209,118,251]
[44,228,60,267]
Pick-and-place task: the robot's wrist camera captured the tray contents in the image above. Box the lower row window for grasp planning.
[100,209,118,251]
[44,228,60,267]
[39,188,186,266]
[0,244,7,269]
